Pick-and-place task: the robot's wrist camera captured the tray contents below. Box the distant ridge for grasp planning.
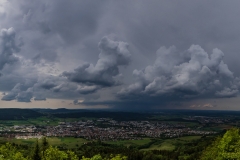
[0,108,42,120]
[32,108,91,114]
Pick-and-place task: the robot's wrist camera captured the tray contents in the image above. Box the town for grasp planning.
[0,117,218,141]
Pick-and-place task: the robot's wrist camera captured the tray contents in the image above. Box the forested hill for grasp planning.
[0,109,42,120]
[0,108,150,121]
[52,111,150,121]
[201,128,240,159]
[32,108,92,114]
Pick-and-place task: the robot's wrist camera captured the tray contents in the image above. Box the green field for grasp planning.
[0,117,57,126]
[140,136,201,151]
[105,138,152,147]
[0,137,88,149]
[0,116,95,127]
[0,135,202,151]
[147,141,175,150]
[104,136,202,151]
[48,137,88,148]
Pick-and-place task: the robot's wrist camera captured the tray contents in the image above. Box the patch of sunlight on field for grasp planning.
[149,141,175,150]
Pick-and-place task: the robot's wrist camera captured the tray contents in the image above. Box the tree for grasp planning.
[67,150,79,160]
[41,137,49,159]
[110,154,127,160]
[81,154,103,160]
[0,140,79,160]
[201,128,240,160]
[81,154,127,160]
[44,146,68,160]
[0,143,27,160]
[32,140,41,160]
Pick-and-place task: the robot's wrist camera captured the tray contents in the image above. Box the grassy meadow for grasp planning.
[0,137,88,149]
[105,138,152,147]
[105,136,201,151]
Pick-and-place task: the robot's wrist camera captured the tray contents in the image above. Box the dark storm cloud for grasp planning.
[1,84,19,101]
[33,76,79,99]
[63,36,131,88]
[94,0,240,78]
[45,0,107,44]
[2,0,240,108]
[118,45,240,105]
[77,85,100,95]
[34,96,46,101]
[2,74,79,102]
[0,28,19,70]
[1,83,33,102]
[16,89,33,102]
[73,99,80,105]
[38,78,58,90]
[32,49,58,63]
[0,0,106,64]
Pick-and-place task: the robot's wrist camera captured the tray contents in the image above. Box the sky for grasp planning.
[1,0,240,110]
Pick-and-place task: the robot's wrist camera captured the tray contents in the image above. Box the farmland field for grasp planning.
[0,137,88,148]
[105,138,152,147]
[140,136,202,151]
[0,135,202,150]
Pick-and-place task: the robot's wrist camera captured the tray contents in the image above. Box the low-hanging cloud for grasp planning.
[118,45,240,105]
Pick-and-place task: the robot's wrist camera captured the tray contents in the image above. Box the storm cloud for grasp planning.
[0,28,19,70]
[63,36,131,92]
[1,1,240,109]
[118,45,239,103]
[1,83,33,102]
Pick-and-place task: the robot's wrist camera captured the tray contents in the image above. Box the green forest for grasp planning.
[1,128,240,160]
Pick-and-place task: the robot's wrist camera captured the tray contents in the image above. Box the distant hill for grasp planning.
[0,108,42,120]
[32,108,150,121]
[201,128,240,159]
[52,111,150,121]
[32,108,91,114]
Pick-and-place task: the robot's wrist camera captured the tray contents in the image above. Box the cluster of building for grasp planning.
[0,118,217,140]
[183,116,230,124]
[15,135,42,139]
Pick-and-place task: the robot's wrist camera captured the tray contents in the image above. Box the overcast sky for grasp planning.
[1,0,240,110]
